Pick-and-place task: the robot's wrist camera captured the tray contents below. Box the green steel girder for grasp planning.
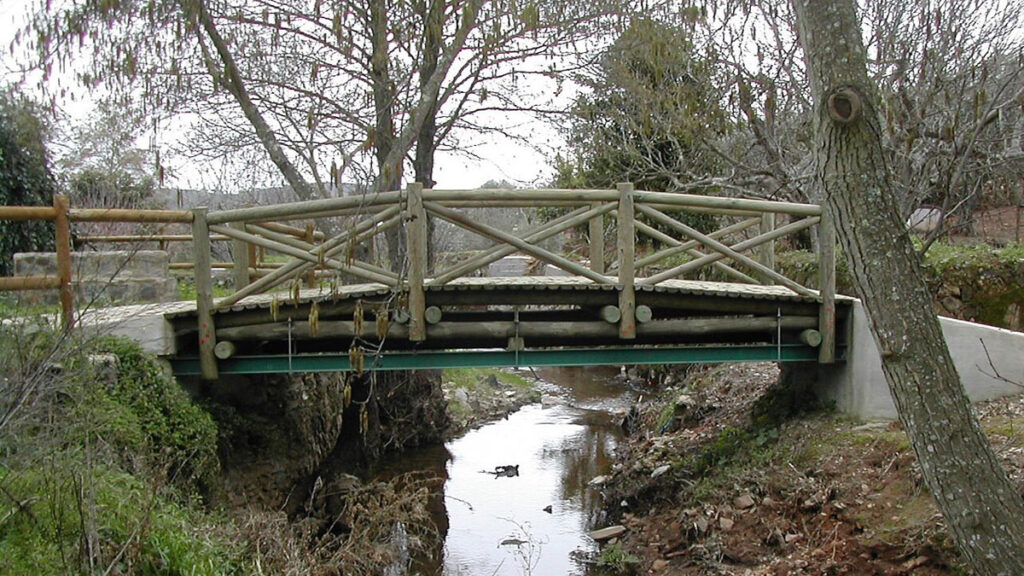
[169,344,833,376]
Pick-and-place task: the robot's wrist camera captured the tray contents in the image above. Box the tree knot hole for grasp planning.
[827,87,862,124]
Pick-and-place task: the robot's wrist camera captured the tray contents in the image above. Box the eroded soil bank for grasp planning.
[189,369,450,512]
[594,363,1024,575]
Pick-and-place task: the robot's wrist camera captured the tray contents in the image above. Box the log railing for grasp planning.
[0,195,192,328]
[0,185,836,380]
[0,197,321,332]
[186,184,835,378]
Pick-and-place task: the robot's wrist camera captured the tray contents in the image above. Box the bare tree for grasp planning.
[685,0,1024,238]
[792,2,1024,574]
[22,0,626,201]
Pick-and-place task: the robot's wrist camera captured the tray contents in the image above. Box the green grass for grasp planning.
[595,541,641,573]
[0,326,234,574]
[176,278,236,301]
[0,463,240,575]
[443,367,533,393]
[442,367,540,425]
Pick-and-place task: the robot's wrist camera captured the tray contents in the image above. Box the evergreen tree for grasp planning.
[0,88,56,276]
[557,18,730,194]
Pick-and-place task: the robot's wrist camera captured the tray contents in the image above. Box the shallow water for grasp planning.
[373,366,631,576]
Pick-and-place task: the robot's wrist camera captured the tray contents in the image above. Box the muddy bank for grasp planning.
[593,363,1024,575]
[191,369,449,511]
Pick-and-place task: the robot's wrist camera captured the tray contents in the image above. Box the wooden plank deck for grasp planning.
[150,276,852,321]
[76,276,853,327]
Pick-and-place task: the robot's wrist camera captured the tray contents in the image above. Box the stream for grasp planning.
[372,366,633,576]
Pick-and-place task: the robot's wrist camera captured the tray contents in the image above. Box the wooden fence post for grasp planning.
[617,183,636,339]
[817,207,836,363]
[589,202,605,274]
[407,183,428,341]
[757,212,776,283]
[305,222,316,287]
[54,194,73,329]
[230,221,250,291]
[192,207,219,380]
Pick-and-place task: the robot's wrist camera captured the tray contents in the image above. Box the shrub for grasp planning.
[89,336,220,487]
[0,325,232,573]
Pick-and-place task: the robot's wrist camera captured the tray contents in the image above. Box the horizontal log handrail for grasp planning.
[0,275,62,291]
[69,208,193,223]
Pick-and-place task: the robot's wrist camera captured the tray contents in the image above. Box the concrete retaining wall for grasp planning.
[14,250,178,306]
[817,301,1024,420]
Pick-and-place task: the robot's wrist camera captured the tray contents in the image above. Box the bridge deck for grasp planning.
[80,277,851,375]
[175,276,840,315]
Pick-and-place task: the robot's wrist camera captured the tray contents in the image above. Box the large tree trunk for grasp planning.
[792,2,1024,574]
[369,0,406,270]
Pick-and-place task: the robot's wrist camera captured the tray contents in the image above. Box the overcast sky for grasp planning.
[0,0,561,191]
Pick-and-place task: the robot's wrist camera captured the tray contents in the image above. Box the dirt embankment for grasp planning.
[194,369,450,511]
[594,363,1024,575]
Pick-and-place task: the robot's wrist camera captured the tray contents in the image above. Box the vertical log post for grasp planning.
[305,222,317,287]
[817,207,836,363]
[617,183,636,339]
[248,243,258,275]
[230,221,250,291]
[53,194,73,329]
[407,183,428,341]
[757,212,776,284]
[589,202,605,274]
[192,207,219,380]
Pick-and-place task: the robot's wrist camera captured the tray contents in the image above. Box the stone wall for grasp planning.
[14,250,178,305]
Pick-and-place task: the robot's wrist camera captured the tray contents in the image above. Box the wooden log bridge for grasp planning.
[162,184,851,377]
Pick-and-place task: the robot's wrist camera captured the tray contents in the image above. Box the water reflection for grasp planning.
[372,366,629,576]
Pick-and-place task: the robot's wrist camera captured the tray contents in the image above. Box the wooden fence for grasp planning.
[0,195,191,327]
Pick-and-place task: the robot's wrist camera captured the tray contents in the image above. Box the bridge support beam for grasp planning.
[617,183,636,339]
[407,183,428,341]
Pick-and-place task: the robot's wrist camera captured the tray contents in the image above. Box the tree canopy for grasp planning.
[61,101,159,211]
[22,0,627,198]
[704,0,1024,241]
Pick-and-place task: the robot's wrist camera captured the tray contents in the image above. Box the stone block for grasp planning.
[12,250,176,305]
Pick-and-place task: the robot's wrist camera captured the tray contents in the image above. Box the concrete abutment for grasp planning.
[814,301,1024,420]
